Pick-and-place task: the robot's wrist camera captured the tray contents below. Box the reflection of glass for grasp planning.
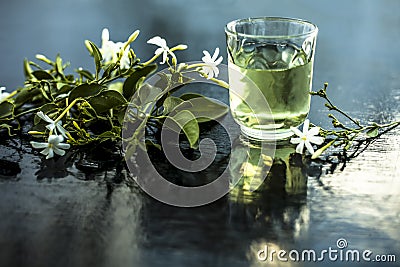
[225,17,318,140]
[228,136,310,265]
[229,136,309,200]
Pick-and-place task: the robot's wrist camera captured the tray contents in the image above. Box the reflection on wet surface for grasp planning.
[0,120,399,266]
[1,0,400,266]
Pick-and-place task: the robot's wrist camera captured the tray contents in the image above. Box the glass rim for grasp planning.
[225,16,318,39]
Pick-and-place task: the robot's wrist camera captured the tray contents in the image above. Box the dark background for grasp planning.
[0,1,399,267]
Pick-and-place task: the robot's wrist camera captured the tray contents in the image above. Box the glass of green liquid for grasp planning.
[225,17,318,140]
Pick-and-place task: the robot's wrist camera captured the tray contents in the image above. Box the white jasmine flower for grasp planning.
[31,135,70,159]
[201,48,223,79]
[115,42,131,69]
[147,36,177,64]
[100,28,131,69]
[290,119,324,155]
[36,111,68,138]
[100,28,117,62]
[0,87,10,102]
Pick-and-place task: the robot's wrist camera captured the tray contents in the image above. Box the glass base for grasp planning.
[240,125,294,140]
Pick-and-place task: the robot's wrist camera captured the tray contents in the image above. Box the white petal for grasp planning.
[308,126,320,137]
[201,66,213,79]
[309,136,324,145]
[120,56,130,69]
[0,90,10,102]
[30,141,48,149]
[40,147,50,156]
[290,137,301,144]
[202,55,210,63]
[154,47,164,56]
[147,36,166,48]
[202,50,212,61]
[305,141,315,154]
[48,135,63,145]
[102,28,110,43]
[53,146,66,156]
[213,66,220,77]
[37,111,54,123]
[212,47,220,61]
[45,148,54,159]
[290,126,304,137]
[302,119,310,134]
[161,51,168,64]
[168,50,177,60]
[57,143,70,150]
[45,123,55,131]
[56,122,68,138]
[214,56,223,66]
[296,141,305,154]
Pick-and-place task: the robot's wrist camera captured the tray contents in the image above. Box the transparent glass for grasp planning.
[225,17,318,140]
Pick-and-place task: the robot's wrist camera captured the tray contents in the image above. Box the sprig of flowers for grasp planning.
[0,28,226,159]
[146,36,188,66]
[306,83,400,160]
[1,28,398,162]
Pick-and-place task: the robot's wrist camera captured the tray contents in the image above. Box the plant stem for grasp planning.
[2,90,18,101]
[54,98,79,123]
[325,96,361,127]
[15,107,40,118]
[142,54,161,66]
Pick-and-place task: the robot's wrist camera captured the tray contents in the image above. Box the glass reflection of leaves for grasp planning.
[229,136,309,204]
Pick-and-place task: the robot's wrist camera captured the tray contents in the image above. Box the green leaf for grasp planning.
[176,94,229,123]
[14,87,41,107]
[32,70,54,80]
[39,85,53,102]
[55,55,64,76]
[167,110,199,149]
[137,83,163,105]
[154,72,171,89]
[107,82,124,95]
[123,64,157,100]
[87,40,103,78]
[366,127,379,138]
[146,139,161,150]
[76,68,95,81]
[88,90,127,114]
[69,83,104,101]
[179,93,204,101]
[56,84,72,96]
[162,96,184,115]
[0,101,15,119]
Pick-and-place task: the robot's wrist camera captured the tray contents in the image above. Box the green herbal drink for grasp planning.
[228,42,313,138]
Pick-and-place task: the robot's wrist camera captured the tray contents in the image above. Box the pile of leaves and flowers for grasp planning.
[0,28,398,172]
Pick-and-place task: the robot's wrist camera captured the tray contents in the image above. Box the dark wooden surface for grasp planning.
[0,1,399,266]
